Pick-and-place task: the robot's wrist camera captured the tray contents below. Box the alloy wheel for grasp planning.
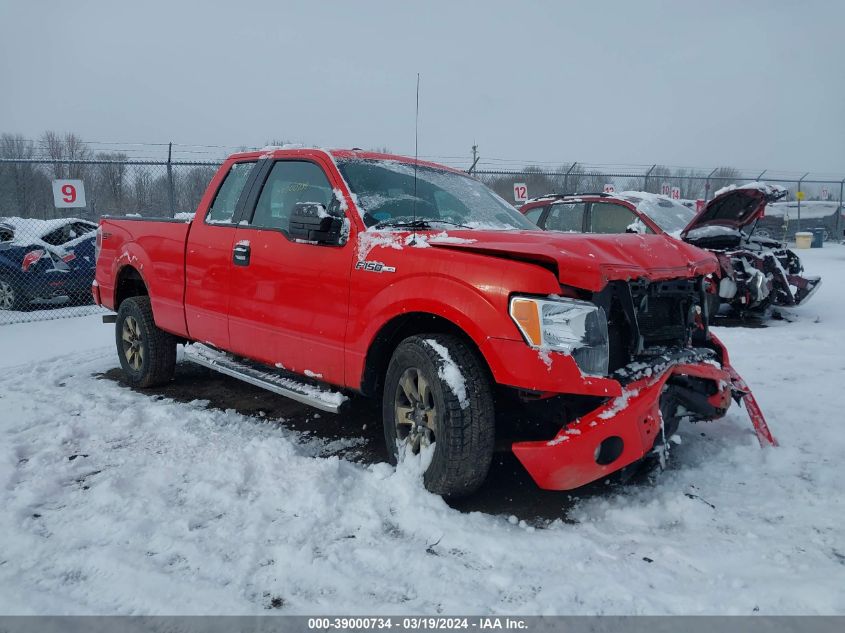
[394,367,438,453]
[0,281,15,310]
[121,315,144,370]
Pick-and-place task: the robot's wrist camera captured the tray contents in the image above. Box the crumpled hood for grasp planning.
[682,183,788,235]
[430,230,718,291]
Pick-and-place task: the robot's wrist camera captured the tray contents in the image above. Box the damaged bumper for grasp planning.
[512,345,775,491]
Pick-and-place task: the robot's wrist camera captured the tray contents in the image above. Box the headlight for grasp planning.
[509,295,609,376]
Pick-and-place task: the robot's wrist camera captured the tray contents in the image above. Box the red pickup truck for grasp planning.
[94,148,774,498]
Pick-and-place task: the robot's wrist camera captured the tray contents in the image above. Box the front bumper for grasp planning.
[512,348,733,491]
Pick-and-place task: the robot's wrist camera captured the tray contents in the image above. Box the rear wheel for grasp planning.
[116,296,176,388]
[382,334,495,499]
[0,277,24,311]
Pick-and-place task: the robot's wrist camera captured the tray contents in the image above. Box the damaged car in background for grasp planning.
[520,183,821,317]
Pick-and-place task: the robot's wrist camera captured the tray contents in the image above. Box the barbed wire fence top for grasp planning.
[1,152,842,326]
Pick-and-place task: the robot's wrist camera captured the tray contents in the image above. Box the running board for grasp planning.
[182,343,347,413]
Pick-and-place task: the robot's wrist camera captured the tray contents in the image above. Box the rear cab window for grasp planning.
[206,161,256,224]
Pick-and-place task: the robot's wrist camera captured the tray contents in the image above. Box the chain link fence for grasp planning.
[475,166,845,242]
[1,156,843,326]
[0,158,221,325]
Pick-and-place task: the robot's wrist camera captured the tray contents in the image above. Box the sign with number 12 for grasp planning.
[513,183,528,203]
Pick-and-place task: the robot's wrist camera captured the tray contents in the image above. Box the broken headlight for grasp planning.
[509,295,609,376]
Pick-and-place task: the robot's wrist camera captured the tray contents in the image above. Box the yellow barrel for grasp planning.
[795,231,812,249]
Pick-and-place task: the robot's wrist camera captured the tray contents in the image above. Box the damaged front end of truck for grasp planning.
[509,275,776,491]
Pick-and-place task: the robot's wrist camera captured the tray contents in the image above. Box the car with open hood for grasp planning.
[94,148,774,499]
[520,183,821,315]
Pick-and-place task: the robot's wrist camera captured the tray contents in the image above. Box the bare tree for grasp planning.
[95,152,128,213]
[707,166,741,199]
[0,134,51,218]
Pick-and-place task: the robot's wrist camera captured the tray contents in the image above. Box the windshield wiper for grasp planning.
[372,218,472,230]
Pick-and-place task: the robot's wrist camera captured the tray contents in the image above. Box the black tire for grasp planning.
[382,334,495,498]
[115,296,176,388]
[0,277,26,311]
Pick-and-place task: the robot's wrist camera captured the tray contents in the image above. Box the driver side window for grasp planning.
[250,161,334,232]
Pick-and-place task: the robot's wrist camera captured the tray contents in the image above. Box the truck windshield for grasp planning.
[336,159,536,231]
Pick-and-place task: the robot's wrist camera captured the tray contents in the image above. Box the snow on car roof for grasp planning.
[0,217,95,238]
[0,217,97,247]
[766,200,840,219]
[713,181,787,198]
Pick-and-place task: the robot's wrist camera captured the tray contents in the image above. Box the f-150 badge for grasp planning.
[356,260,396,273]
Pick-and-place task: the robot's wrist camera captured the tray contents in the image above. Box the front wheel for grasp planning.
[115,296,176,388]
[382,334,495,499]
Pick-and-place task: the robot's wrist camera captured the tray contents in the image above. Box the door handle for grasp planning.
[233,242,251,266]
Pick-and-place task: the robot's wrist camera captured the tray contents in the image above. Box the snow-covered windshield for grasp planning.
[621,193,696,234]
[336,159,536,231]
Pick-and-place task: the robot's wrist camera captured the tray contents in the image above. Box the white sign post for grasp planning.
[671,186,681,200]
[661,183,671,196]
[821,187,829,201]
[513,182,528,203]
[52,179,87,208]
[603,183,615,194]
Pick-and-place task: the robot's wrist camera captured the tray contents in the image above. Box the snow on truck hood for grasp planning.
[429,230,718,291]
[681,183,787,235]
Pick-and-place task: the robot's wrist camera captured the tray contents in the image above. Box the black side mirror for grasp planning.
[289,203,344,245]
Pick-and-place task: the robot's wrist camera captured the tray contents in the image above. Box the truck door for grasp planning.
[226,157,355,387]
[184,160,258,349]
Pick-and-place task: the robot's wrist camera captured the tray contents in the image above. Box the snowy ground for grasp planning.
[0,246,844,615]
[0,302,104,328]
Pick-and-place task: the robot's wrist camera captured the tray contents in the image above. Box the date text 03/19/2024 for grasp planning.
[306,617,528,630]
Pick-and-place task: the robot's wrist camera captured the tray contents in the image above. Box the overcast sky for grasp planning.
[1,0,843,175]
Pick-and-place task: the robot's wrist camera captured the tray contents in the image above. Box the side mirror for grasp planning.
[289,203,344,245]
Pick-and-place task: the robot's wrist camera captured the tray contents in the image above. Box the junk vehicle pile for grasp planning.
[520,183,821,316]
[94,148,776,498]
[0,217,98,311]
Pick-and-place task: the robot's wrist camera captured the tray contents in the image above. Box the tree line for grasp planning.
[2,131,836,220]
[0,132,218,220]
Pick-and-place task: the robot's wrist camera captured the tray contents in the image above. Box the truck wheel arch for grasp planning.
[114,265,149,309]
[360,312,488,398]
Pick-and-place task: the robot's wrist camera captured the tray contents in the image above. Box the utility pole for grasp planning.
[797,172,809,230]
[167,142,176,218]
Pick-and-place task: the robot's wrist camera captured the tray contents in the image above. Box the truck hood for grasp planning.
[681,183,787,236]
[429,230,718,291]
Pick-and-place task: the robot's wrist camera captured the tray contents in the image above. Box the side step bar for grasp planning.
[182,343,348,414]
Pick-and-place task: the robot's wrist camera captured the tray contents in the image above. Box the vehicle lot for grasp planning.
[0,245,843,614]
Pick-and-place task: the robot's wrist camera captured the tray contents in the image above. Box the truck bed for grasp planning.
[96,215,193,337]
